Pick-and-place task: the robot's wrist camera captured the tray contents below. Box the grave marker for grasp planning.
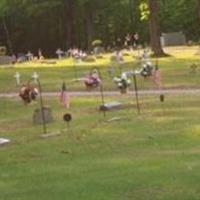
[14,72,21,86]
[63,113,72,129]
[32,72,39,84]
[0,138,10,145]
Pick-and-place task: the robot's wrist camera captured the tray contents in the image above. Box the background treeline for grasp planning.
[0,0,199,56]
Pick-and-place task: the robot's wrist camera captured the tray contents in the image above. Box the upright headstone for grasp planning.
[160,32,186,46]
[32,72,39,84]
[33,106,53,125]
[14,72,21,86]
[0,56,15,65]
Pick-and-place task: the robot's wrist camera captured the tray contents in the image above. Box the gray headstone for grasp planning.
[0,138,10,145]
[99,101,122,111]
[0,56,15,65]
[160,32,186,46]
[33,106,53,125]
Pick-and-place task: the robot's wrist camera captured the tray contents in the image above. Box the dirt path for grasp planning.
[1,89,200,98]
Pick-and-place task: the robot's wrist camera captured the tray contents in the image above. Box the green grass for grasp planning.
[0,46,200,93]
[0,93,200,200]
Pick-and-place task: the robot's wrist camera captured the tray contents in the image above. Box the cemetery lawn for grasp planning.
[0,93,200,200]
[0,46,200,93]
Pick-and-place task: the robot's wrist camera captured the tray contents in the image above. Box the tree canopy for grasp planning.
[0,0,199,56]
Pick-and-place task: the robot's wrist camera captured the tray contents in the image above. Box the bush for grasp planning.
[96,55,104,59]
[92,39,102,47]
[82,56,96,62]
[0,46,7,56]
[123,52,130,56]
[110,55,117,62]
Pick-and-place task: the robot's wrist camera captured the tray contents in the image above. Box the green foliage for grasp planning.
[139,0,150,21]
[0,0,199,55]
[160,0,199,41]
[92,39,102,46]
[0,46,7,55]
[0,94,200,199]
[82,56,96,62]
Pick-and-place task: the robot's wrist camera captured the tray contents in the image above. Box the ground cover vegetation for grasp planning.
[0,46,199,93]
[0,93,200,200]
[0,0,200,199]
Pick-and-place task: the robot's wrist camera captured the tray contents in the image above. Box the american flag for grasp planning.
[60,82,70,108]
[153,67,162,89]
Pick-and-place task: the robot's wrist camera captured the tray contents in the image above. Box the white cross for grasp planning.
[32,72,39,83]
[14,72,21,86]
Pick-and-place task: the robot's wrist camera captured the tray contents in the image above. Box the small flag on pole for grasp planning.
[60,82,70,108]
[153,67,162,89]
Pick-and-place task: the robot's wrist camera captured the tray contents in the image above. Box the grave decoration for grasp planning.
[100,67,140,116]
[26,51,33,61]
[84,69,101,90]
[189,64,198,74]
[17,73,49,135]
[63,113,72,128]
[60,82,70,108]
[0,138,10,146]
[113,72,131,94]
[56,48,65,59]
[132,74,140,114]
[32,72,39,84]
[140,61,153,77]
[19,72,40,104]
[14,72,21,86]
[160,94,165,102]
[19,82,39,105]
[141,49,150,62]
[107,66,115,78]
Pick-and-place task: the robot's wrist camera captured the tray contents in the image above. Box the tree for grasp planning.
[0,0,199,56]
[197,0,200,23]
[148,0,165,57]
[65,0,76,48]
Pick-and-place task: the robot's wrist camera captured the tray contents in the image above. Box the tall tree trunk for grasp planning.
[66,0,76,48]
[129,0,134,30]
[85,2,95,50]
[2,18,13,55]
[132,0,140,31]
[197,0,200,23]
[148,0,165,57]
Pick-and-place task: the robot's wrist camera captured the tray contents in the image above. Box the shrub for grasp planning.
[82,56,96,62]
[92,39,102,47]
[96,55,104,59]
[0,46,7,56]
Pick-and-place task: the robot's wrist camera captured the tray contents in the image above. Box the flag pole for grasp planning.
[132,74,140,114]
[60,81,70,109]
[37,78,47,134]
[73,59,78,80]
[97,68,106,118]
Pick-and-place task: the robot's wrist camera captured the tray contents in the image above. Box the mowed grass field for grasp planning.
[0,92,200,200]
[0,46,200,93]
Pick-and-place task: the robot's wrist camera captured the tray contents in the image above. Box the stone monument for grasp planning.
[33,106,53,125]
[160,32,186,46]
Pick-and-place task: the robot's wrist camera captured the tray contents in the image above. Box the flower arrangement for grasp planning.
[114,72,131,94]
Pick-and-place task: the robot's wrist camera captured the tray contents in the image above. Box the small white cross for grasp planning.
[14,72,21,86]
[32,72,39,83]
